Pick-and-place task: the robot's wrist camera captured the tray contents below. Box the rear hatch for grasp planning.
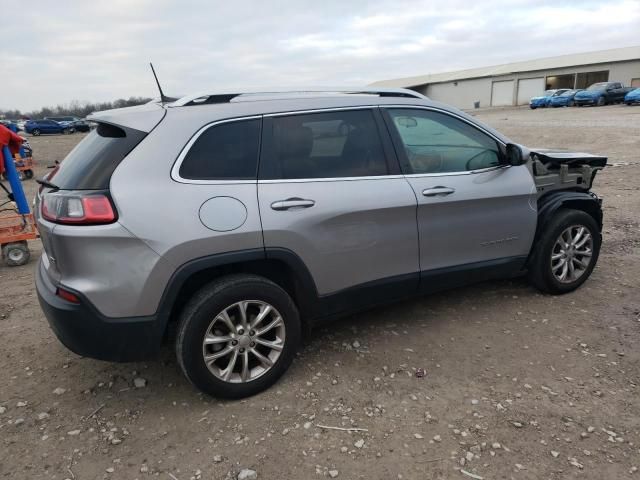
[36,103,165,281]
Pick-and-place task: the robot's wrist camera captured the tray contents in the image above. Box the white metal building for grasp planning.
[371,46,640,109]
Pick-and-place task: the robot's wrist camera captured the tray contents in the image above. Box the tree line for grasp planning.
[0,97,152,120]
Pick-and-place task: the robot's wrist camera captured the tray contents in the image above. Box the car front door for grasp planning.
[257,107,419,316]
[382,107,537,289]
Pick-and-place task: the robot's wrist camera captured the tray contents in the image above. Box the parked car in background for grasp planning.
[24,119,73,135]
[70,119,91,132]
[0,120,20,130]
[624,88,640,105]
[529,89,570,109]
[45,116,80,124]
[574,82,634,106]
[35,88,606,398]
[549,89,583,107]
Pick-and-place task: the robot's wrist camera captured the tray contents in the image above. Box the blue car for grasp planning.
[24,119,72,136]
[624,88,640,105]
[529,89,570,109]
[549,89,583,107]
[574,82,631,106]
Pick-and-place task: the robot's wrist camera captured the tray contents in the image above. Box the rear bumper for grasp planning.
[574,98,596,105]
[36,258,163,362]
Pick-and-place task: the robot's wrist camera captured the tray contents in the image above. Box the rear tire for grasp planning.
[527,209,601,294]
[596,97,605,106]
[176,274,301,398]
[2,241,30,266]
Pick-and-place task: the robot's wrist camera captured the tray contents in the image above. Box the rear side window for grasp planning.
[50,123,146,190]
[179,119,261,180]
[260,109,388,180]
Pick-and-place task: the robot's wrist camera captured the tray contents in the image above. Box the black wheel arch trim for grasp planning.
[530,190,603,261]
[154,247,321,334]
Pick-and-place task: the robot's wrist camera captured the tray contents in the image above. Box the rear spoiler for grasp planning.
[88,103,166,133]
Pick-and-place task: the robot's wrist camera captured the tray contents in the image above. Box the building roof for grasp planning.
[370,46,640,88]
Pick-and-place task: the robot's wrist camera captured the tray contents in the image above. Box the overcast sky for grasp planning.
[1,0,639,111]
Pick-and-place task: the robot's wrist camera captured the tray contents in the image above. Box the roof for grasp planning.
[370,46,640,88]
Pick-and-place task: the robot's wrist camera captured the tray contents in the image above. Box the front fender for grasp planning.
[535,191,603,244]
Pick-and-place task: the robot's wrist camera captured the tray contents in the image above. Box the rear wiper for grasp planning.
[36,178,60,192]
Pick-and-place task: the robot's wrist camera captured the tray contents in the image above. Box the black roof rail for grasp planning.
[171,88,427,106]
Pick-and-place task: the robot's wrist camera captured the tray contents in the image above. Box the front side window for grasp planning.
[387,109,502,174]
[260,109,388,179]
[179,118,261,180]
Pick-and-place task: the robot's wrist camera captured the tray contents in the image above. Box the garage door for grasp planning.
[491,80,514,106]
[517,78,545,105]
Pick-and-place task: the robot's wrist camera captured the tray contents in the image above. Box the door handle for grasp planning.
[422,186,455,197]
[270,198,316,211]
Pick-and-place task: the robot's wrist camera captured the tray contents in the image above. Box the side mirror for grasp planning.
[505,143,526,166]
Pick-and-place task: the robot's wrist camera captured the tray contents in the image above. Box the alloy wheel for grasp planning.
[550,225,594,283]
[202,300,286,383]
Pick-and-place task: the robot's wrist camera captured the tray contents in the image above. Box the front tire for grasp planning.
[176,274,301,398]
[596,96,605,106]
[32,129,41,136]
[528,209,601,294]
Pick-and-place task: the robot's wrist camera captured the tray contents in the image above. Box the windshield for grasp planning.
[543,90,556,96]
[587,83,607,91]
[560,90,575,97]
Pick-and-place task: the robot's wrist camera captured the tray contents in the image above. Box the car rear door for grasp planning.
[42,120,56,133]
[257,107,419,316]
[382,107,537,289]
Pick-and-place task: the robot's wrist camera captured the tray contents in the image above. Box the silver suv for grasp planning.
[35,88,606,398]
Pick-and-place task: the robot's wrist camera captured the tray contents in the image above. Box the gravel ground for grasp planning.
[1,105,639,480]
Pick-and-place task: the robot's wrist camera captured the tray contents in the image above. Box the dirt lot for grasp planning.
[1,105,639,480]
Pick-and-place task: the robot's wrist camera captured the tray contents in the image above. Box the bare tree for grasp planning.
[0,97,152,120]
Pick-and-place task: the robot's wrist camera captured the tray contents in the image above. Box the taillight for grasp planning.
[41,191,117,225]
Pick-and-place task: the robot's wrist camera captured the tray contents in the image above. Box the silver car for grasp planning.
[34,88,606,398]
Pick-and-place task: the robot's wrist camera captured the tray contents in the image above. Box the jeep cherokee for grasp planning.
[35,88,606,398]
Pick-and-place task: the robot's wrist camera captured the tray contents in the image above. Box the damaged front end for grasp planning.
[528,150,607,197]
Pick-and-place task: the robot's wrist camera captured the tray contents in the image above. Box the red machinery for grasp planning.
[0,125,38,266]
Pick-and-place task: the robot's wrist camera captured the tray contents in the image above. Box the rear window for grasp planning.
[49,123,146,190]
[179,118,261,180]
[259,109,388,180]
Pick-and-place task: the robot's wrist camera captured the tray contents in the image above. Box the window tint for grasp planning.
[49,123,147,189]
[387,109,502,174]
[261,109,388,179]
[179,119,261,180]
